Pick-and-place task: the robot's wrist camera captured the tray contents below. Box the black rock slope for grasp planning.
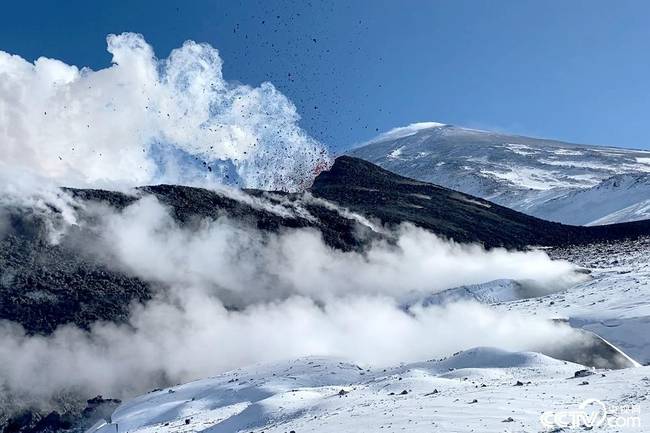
[0,208,153,335]
[311,156,650,248]
[2,156,650,335]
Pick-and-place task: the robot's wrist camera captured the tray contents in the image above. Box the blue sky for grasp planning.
[2,0,649,151]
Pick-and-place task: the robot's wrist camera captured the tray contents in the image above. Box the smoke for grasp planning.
[0,165,83,243]
[0,294,583,407]
[98,196,584,304]
[0,193,588,411]
[0,33,329,192]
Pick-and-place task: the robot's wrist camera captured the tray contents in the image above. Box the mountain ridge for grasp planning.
[312,156,650,246]
[349,123,650,224]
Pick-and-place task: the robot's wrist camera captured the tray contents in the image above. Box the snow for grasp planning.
[527,174,650,225]
[589,199,650,225]
[537,158,620,172]
[90,237,650,433]
[387,145,404,160]
[364,122,446,144]
[504,143,539,156]
[512,237,650,365]
[415,279,525,305]
[479,168,568,191]
[349,124,650,225]
[90,349,650,433]
[554,148,584,156]
[449,192,492,208]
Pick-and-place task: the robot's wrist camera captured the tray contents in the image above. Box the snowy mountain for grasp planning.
[349,123,650,225]
[534,174,650,226]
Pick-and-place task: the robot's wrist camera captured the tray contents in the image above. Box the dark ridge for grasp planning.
[1,396,121,433]
[138,184,373,251]
[66,184,373,251]
[63,187,139,209]
[310,156,650,248]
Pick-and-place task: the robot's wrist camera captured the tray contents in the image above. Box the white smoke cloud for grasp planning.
[0,165,83,243]
[0,33,329,191]
[99,196,584,304]
[0,293,581,408]
[0,195,588,411]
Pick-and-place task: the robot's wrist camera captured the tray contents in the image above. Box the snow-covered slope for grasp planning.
[417,279,526,305]
[590,199,650,226]
[527,237,650,365]
[91,350,649,433]
[349,123,650,225]
[520,173,650,225]
[90,237,650,433]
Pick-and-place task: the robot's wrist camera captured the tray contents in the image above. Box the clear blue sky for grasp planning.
[2,0,649,151]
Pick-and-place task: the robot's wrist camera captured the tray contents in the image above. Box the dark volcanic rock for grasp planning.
[574,369,595,378]
[137,184,370,251]
[0,208,152,335]
[2,411,71,433]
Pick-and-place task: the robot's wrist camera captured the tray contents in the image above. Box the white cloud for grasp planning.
[0,33,329,191]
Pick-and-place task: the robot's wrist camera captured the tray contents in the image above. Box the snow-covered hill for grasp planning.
[349,123,650,225]
[539,174,650,226]
[88,237,650,433]
[90,351,649,433]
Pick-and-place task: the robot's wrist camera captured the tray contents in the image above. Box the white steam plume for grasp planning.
[99,196,584,303]
[0,195,588,410]
[0,33,329,191]
[0,166,82,243]
[0,294,581,406]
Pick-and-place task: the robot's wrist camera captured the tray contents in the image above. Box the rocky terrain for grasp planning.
[3,397,120,433]
[85,351,650,433]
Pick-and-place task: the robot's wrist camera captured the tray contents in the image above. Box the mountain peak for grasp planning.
[366,121,448,144]
[350,125,650,225]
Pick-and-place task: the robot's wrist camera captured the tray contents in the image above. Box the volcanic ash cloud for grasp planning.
[0,32,330,191]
